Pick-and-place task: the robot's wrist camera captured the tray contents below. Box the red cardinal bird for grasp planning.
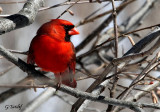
[27,19,79,88]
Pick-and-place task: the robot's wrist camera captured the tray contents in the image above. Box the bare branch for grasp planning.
[75,0,135,52]
[0,0,44,35]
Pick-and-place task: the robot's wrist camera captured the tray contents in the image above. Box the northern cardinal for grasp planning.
[27,19,79,88]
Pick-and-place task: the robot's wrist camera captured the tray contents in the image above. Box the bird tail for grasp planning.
[54,68,77,88]
[62,78,77,88]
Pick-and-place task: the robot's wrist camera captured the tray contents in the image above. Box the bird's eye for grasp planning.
[64,25,74,31]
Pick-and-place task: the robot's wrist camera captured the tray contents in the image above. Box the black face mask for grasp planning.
[63,25,75,42]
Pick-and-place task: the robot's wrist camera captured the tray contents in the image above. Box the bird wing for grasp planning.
[27,40,35,65]
[56,43,77,88]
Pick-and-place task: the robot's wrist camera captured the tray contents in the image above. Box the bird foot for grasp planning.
[55,82,61,91]
[23,76,37,92]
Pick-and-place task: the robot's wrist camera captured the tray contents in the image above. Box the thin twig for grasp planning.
[0,84,48,88]
[9,49,28,55]
[39,0,111,12]
[0,65,15,76]
[75,0,134,52]
[107,0,119,111]
[22,88,56,112]
[57,0,80,19]
[0,1,26,4]
[76,0,135,26]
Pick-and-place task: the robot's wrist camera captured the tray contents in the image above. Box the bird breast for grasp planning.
[31,35,74,73]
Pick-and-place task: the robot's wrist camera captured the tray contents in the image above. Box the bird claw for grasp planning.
[56,82,61,91]
[32,82,37,92]
[24,76,37,92]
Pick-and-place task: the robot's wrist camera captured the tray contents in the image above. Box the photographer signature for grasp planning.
[5,104,23,110]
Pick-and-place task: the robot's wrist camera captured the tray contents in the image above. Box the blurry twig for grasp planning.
[57,94,106,112]
[39,0,111,12]
[0,65,15,76]
[0,84,48,88]
[107,0,119,111]
[151,90,159,103]
[57,0,80,19]
[77,0,158,59]
[113,54,160,111]
[0,1,26,4]
[75,0,134,53]
[77,79,110,112]
[9,49,28,55]
[123,23,160,36]
[77,0,135,26]
[0,76,31,103]
[125,35,135,45]
[22,88,56,112]
[76,2,110,26]
[130,56,158,86]
[0,7,3,14]
[114,81,160,112]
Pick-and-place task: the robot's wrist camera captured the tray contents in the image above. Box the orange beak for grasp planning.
[68,27,79,35]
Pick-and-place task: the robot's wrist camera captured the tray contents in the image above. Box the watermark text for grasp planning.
[5,104,23,110]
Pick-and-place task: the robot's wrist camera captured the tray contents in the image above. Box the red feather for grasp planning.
[27,19,79,88]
